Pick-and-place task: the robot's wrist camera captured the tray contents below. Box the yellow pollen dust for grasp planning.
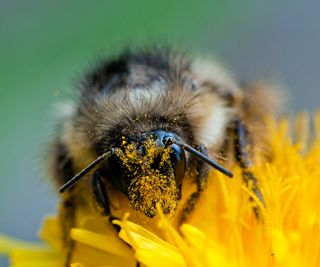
[119,137,179,217]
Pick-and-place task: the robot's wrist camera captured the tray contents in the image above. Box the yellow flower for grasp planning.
[1,113,320,267]
[0,216,64,267]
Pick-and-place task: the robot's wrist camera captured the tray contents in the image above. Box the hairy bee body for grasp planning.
[48,47,279,250]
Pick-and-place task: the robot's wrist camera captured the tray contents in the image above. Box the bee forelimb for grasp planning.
[234,118,252,168]
[234,118,266,214]
[92,171,111,216]
[179,144,209,225]
[92,171,122,233]
[243,171,266,208]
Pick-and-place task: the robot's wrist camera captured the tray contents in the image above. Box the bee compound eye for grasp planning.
[169,144,186,185]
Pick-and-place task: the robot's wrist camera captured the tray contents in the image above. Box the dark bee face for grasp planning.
[100,130,186,217]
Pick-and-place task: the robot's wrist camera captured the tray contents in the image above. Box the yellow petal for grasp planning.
[70,228,133,258]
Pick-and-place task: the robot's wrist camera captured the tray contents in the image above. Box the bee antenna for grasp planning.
[59,148,116,194]
[165,138,233,178]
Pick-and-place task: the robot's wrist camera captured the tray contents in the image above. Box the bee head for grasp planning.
[101,130,185,217]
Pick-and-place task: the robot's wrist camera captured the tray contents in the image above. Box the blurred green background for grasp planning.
[1,0,319,264]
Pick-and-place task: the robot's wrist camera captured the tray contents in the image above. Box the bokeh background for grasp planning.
[1,1,319,265]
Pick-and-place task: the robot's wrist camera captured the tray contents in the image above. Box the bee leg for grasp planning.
[179,144,209,225]
[92,171,121,232]
[59,197,75,267]
[234,118,266,217]
[92,171,140,267]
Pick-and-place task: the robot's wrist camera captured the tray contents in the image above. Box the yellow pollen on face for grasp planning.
[118,136,179,217]
[129,170,178,217]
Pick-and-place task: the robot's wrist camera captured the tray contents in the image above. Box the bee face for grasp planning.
[50,47,277,222]
[97,130,185,217]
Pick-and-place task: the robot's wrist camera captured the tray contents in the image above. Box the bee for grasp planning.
[48,47,279,264]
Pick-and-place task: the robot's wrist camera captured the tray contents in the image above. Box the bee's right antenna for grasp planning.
[165,138,233,178]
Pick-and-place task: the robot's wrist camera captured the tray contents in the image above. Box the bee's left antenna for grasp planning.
[59,149,116,194]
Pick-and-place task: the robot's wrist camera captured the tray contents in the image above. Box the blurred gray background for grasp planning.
[0,0,319,265]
